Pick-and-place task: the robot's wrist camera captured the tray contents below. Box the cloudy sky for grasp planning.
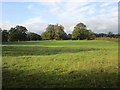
[1,0,119,34]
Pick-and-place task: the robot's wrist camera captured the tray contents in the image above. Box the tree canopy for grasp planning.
[27,32,41,41]
[8,25,28,41]
[1,30,9,42]
[1,23,119,42]
[41,24,67,40]
[72,23,95,40]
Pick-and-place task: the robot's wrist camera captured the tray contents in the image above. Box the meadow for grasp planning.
[2,40,118,88]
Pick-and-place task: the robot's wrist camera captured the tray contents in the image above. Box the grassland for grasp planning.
[96,37,119,42]
[2,40,118,88]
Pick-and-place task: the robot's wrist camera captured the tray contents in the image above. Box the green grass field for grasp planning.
[2,40,118,88]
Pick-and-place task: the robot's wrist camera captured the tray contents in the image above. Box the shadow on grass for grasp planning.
[2,68,118,88]
[2,46,105,56]
[2,41,44,45]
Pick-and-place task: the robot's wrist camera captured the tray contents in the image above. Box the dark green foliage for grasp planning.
[54,24,67,40]
[72,23,95,40]
[27,32,41,41]
[95,33,107,37]
[41,32,51,40]
[85,30,96,40]
[94,32,120,38]
[67,34,72,40]
[2,30,9,42]
[107,32,115,38]
[1,23,119,42]
[114,34,120,38]
[8,25,28,41]
[46,24,55,39]
[0,28,2,43]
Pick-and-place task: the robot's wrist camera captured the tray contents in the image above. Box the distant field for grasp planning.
[96,37,118,42]
[2,40,118,88]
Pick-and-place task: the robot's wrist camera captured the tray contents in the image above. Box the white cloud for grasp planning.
[58,2,90,19]
[1,17,48,34]
[61,22,77,34]
[60,4,118,34]
[20,17,47,34]
[60,16,117,34]
[57,1,118,34]
[24,23,47,34]
[58,3,97,23]
[2,0,119,2]
[1,1,118,34]
[100,2,114,7]
[50,7,59,13]
[27,4,33,9]
[1,15,118,34]
[87,5,96,14]
[23,16,45,25]
[1,21,15,30]
[40,1,62,14]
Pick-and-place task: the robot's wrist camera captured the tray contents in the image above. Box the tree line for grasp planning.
[0,22,119,42]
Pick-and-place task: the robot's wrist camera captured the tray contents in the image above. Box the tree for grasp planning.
[41,24,67,40]
[54,24,67,40]
[84,30,96,40]
[8,25,28,41]
[0,28,2,43]
[98,33,107,37]
[41,24,55,40]
[27,32,41,41]
[72,23,95,40]
[67,34,72,40]
[107,32,114,38]
[41,32,50,40]
[2,30,9,42]
[8,27,17,41]
[72,23,86,40]
[46,24,55,39]
[114,34,120,38]
[0,28,2,32]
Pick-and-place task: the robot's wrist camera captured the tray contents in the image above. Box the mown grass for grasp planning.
[2,40,118,88]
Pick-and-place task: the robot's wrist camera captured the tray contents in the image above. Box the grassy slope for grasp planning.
[2,40,118,88]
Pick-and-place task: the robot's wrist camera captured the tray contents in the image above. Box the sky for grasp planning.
[0,0,119,34]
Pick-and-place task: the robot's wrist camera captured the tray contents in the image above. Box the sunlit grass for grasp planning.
[2,40,118,88]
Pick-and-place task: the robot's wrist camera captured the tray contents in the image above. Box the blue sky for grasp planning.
[1,0,118,34]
